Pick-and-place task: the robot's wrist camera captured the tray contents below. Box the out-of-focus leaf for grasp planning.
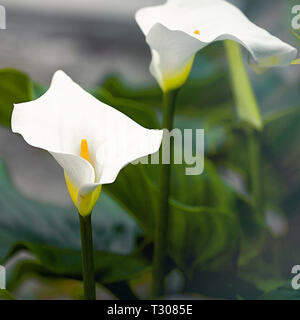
[0,160,139,262]
[169,205,240,274]
[32,82,47,99]
[104,159,244,297]
[0,69,33,128]
[5,242,150,291]
[214,105,300,297]
[263,105,300,216]
[260,282,300,300]
[97,70,234,124]
[222,103,300,218]
[104,164,158,235]
[92,87,160,129]
[0,289,15,300]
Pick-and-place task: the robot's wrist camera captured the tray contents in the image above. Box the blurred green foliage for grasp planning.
[0,69,32,128]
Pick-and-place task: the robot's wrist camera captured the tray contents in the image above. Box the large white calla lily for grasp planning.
[12,70,163,216]
[136,0,297,92]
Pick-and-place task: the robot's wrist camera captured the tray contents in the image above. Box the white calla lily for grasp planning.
[12,70,163,216]
[136,0,297,92]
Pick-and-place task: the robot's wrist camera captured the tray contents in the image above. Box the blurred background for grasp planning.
[0,0,299,299]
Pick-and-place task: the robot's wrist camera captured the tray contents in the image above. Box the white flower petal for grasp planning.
[93,129,162,184]
[12,70,163,192]
[136,0,297,91]
[146,24,200,91]
[50,152,95,190]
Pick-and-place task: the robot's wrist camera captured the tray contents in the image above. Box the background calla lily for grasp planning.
[12,70,163,216]
[136,0,298,92]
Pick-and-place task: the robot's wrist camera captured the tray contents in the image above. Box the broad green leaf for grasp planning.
[92,87,160,129]
[0,160,139,264]
[168,205,240,274]
[5,242,150,290]
[104,164,158,235]
[104,160,244,296]
[104,158,239,232]
[98,71,234,124]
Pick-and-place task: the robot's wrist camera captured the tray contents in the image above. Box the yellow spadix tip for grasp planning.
[194,30,200,35]
[80,139,89,162]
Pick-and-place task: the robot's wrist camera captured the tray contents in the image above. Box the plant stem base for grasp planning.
[79,213,96,300]
[152,90,179,298]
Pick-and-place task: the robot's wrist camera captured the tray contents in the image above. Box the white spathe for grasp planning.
[12,70,163,215]
[136,0,297,91]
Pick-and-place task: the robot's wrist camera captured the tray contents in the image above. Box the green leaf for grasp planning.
[0,69,33,128]
[169,206,240,274]
[262,105,300,216]
[32,82,47,99]
[214,105,300,297]
[104,160,243,296]
[97,71,234,124]
[260,282,299,300]
[92,86,160,129]
[0,289,15,300]
[0,160,143,285]
[104,164,158,235]
[6,242,150,291]
[0,161,139,258]
[224,104,300,220]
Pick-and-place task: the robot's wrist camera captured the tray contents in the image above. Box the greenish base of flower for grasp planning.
[151,89,179,299]
[78,212,96,300]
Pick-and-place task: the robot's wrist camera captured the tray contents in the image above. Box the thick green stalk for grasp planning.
[79,213,96,300]
[247,129,262,217]
[224,40,262,130]
[224,40,263,217]
[152,90,179,298]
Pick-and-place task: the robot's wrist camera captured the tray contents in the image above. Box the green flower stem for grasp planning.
[248,129,262,217]
[78,213,96,300]
[224,40,262,130]
[224,40,263,217]
[152,89,179,298]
